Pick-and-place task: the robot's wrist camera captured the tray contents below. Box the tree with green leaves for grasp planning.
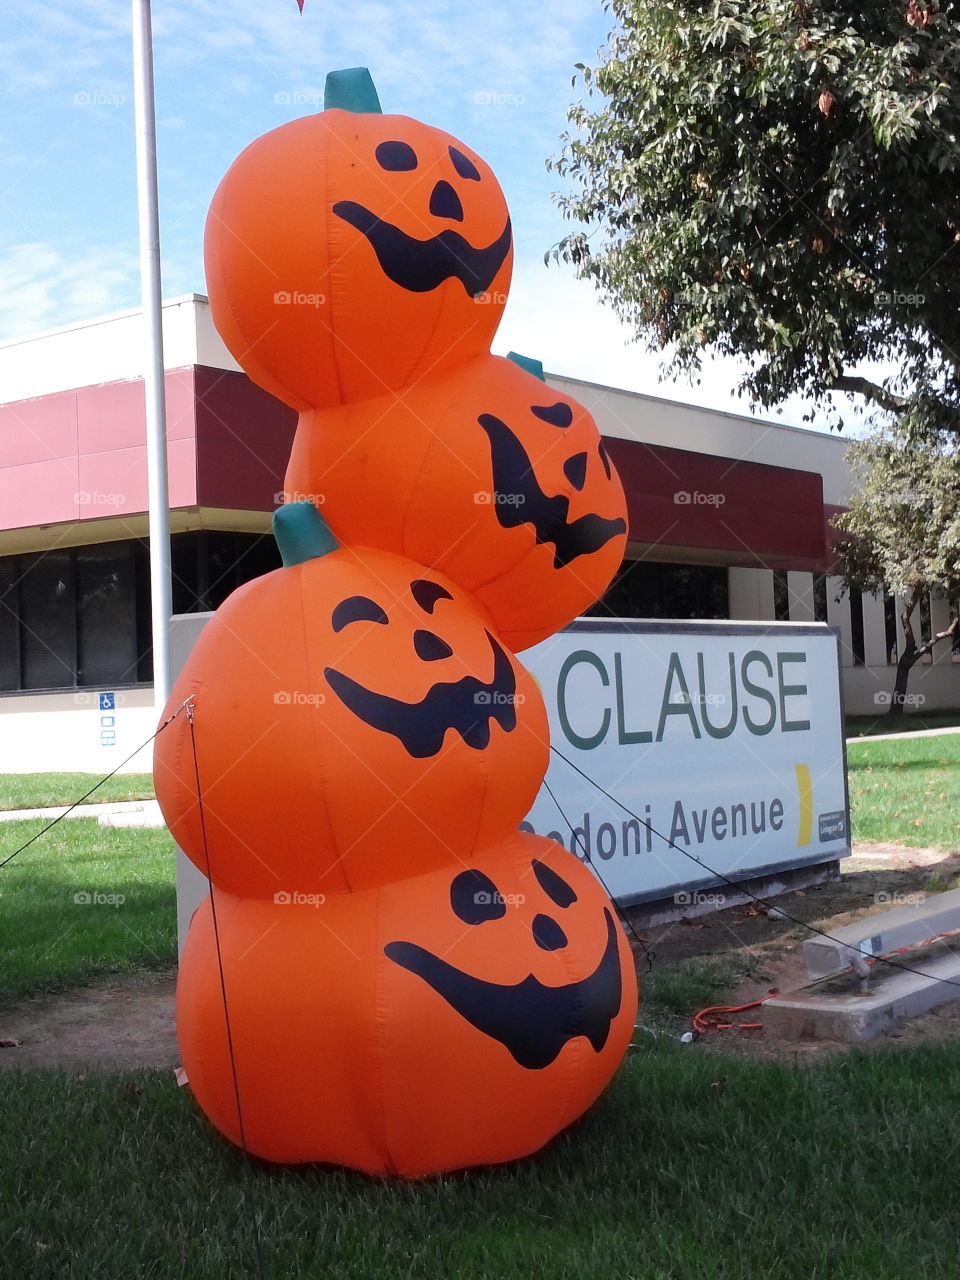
[548,0,960,436]
[834,428,959,712]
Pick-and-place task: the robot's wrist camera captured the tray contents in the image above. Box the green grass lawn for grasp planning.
[0,772,155,811]
[1,752,960,1279]
[0,818,175,1002]
[848,731,960,851]
[845,710,960,738]
[4,1039,960,1280]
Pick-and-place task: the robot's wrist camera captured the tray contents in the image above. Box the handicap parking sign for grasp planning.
[99,692,115,712]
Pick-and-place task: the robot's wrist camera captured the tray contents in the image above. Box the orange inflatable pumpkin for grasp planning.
[171,69,638,1182]
[177,830,638,1176]
[204,68,512,412]
[284,353,629,651]
[154,503,548,898]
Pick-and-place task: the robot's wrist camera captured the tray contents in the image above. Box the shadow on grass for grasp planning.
[3,1040,960,1279]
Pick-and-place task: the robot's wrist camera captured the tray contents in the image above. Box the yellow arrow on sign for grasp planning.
[794,763,813,846]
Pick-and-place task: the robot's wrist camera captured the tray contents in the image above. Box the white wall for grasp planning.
[0,687,157,774]
[548,373,853,506]
[728,566,775,621]
[0,294,239,403]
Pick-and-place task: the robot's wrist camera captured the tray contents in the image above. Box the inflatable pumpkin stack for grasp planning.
[155,68,638,1178]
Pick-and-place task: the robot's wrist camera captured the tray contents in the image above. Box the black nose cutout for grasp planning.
[429,180,464,222]
[563,452,588,491]
[532,914,568,952]
[414,629,453,662]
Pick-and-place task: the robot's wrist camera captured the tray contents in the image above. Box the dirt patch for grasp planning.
[1,842,957,1073]
[0,968,177,1072]
[647,840,960,1064]
[633,841,960,970]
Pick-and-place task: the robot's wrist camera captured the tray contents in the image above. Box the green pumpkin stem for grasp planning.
[324,68,382,114]
[273,501,340,567]
[507,351,545,382]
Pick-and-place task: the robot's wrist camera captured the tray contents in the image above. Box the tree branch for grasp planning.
[828,375,912,414]
[915,614,960,661]
[829,373,911,412]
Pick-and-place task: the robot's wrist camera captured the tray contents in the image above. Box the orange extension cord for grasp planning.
[691,926,960,1035]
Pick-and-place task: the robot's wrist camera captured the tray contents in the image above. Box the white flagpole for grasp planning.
[131,0,172,709]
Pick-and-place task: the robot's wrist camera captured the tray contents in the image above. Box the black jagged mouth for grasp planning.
[332,200,512,297]
[324,630,517,759]
[477,413,626,568]
[384,908,623,1069]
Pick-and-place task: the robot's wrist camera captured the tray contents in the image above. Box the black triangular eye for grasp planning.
[413,629,453,662]
[531,402,573,428]
[410,579,453,614]
[375,141,418,171]
[532,859,577,908]
[332,596,389,632]
[449,146,480,181]
[563,452,588,491]
[598,439,612,480]
[451,870,505,924]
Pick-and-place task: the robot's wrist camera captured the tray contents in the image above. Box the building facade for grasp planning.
[0,295,956,772]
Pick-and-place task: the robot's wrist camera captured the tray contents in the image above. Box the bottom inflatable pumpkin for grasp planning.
[177,831,637,1177]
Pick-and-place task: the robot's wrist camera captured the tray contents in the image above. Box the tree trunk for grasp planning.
[887,589,959,715]
[889,649,918,715]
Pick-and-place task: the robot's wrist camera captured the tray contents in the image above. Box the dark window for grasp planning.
[590,559,728,620]
[168,531,281,614]
[19,552,76,690]
[76,544,138,687]
[849,589,865,666]
[171,534,199,617]
[0,562,19,692]
[812,574,829,623]
[133,542,154,683]
[773,571,789,622]
[919,592,931,646]
[884,592,898,664]
[0,531,281,694]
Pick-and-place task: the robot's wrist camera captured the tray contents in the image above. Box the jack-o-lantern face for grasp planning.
[284,353,629,650]
[386,864,623,1069]
[204,69,513,412]
[176,831,638,1175]
[154,508,548,899]
[326,621,518,759]
[331,140,512,298]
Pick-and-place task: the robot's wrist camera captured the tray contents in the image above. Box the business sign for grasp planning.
[519,620,849,907]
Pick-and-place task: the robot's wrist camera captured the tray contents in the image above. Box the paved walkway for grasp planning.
[0,798,163,824]
[1,725,956,821]
[846,725,960,744]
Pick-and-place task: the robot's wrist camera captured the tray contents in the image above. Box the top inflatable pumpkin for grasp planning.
[204,68,513,411]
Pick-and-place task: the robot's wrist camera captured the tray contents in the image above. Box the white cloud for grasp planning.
[0,241,137,340]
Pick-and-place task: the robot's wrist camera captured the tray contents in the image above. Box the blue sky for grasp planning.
[0,0,870,430]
